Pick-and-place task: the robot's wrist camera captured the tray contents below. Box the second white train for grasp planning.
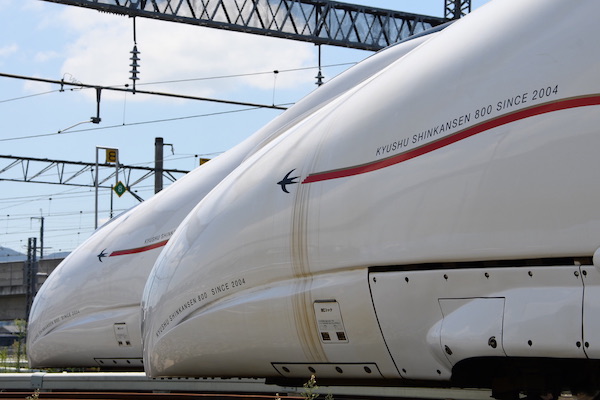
[141,0,600,398]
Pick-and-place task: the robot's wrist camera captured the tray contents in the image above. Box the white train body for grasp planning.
[26,31,436,368]
[141,0,600,395]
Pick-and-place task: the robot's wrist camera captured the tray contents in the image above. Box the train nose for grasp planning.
[28,302,143,370]
[141,145,310,377]
[27,250,85,367]
[27,237,145,369]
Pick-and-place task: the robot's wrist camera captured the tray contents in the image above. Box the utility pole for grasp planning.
[24,237,38,319]
[155,137,174,194]
[155,137,163,194]
[31,216,44,260]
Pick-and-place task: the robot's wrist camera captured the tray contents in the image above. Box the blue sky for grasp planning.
[0,0,489,255]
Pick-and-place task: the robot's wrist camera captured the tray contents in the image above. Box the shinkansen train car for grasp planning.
[26,26,444,369]
[141,0,600,397]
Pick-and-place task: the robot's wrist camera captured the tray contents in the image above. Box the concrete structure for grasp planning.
[0,258,63,321]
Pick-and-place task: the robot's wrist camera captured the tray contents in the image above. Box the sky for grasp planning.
[0,0,489,257]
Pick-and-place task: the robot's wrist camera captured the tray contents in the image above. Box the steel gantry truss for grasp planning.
[445,0,471,20]
[40,0,449,51]
[0,155,190,201]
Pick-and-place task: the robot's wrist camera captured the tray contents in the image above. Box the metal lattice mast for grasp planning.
[40,0,447,51]
[445,0,471,20]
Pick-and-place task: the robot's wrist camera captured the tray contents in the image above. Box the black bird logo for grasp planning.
[277,169,299,193]
[97,249,108,262]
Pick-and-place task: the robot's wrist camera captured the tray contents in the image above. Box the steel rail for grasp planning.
[0,372,493,400]
[0,392,297,400]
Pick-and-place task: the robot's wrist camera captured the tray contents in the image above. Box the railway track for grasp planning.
[0,373,493,400]
[0,392,301,400]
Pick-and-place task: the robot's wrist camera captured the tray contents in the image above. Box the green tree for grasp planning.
[0,347,7,372]
[13,319,27,371]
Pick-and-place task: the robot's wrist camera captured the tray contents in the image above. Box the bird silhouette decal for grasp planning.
[97,249,108,262]
[277,169,299,193]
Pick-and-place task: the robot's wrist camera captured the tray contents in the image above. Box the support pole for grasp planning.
[95,146,119,229]
[31,216,44,260]
[315,44,324,86]
[25,237,37,320]
[92,87,102,123]
[95,148,99,229]
[39,216,44,260]
[155,137,164,194]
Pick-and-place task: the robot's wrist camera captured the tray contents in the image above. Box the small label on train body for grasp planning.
[314,301,349,344]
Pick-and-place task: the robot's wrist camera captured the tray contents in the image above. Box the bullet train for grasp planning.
[26,23,445,369]
[140,0,600,397]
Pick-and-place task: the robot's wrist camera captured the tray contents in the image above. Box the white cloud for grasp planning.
[34,50,60,63]
[56,7,317,101]
[0,44,18,58]
[21,0,45,12]
[23,79,54,94]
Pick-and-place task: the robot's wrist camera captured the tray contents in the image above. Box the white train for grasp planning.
[140,0,600,397]
[26,23,441,369]
[28,0,600,397]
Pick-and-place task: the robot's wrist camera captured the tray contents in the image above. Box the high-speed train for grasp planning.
[26,23,445,369]
[140,0,600,397]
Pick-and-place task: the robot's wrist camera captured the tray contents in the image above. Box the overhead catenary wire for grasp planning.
[0,62,358,143]
[0,72,288,110]
[0,106,282,142]
[0,63,357,253]
[119,62,357,87]
[0,89,64,104]
[0,61,356,107]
